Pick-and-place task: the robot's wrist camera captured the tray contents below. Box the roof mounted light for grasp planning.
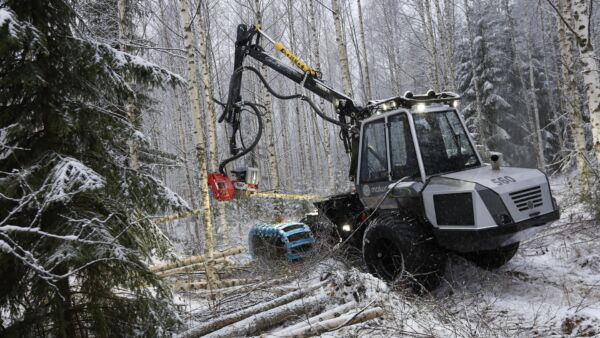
[415,103,426,112]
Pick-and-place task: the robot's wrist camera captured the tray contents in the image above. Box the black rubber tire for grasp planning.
[463,242,520,270]
[362,213,447,291]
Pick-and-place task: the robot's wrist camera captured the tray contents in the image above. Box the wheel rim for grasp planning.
[373,238,404,280]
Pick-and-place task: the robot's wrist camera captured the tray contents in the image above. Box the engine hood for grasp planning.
[440,165,548,194]
[439,165,554,222]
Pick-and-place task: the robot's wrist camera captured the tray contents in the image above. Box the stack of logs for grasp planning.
[175,278,384,337]
[150,248,384,337]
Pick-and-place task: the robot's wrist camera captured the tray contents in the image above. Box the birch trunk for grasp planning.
[310,0,335,192]
[175,94,200,241]
[179,0,214,256]
[526,34,546,169]
[422,0,441,92]
[571,0,600,163]
[357,0,372,99]
[286,0,312,189]
[558,0,590,193]
[443,0,457,90]
[158,0,199,242]
[254,0,280,191]
[196,4,229,246]
[331,0,353,97]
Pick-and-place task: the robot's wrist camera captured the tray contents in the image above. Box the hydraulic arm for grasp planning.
[211,24,369,200]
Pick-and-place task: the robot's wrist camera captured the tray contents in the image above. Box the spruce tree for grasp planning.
[457,0,534,166]
[0,1,187,336]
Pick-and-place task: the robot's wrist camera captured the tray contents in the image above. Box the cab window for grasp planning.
[360,119,388,183]
[388,114,419,179]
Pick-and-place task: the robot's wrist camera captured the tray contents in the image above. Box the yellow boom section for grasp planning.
[254,24,316,76]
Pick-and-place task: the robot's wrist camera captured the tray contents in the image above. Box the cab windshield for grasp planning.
[413,110,479,176]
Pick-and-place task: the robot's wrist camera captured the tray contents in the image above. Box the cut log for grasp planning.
[271,306,384,337]
[188,276,294,301]
[266,301,357,337]
[177,281,327,338]
[157,258,230,277]
[173,278,264,292]
[149,247,243,272]
[201,294,329,338]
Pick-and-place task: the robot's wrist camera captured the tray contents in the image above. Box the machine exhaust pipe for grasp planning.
[490,153,501,170]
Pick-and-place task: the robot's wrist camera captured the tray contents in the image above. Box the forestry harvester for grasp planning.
[210,24,560,289]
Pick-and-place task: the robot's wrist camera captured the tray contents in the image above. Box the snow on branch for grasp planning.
[0,8,45,49]
[44,157,105,204]
[92,41,185,87]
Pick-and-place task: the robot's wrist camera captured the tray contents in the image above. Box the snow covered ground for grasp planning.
[174,177,600,337]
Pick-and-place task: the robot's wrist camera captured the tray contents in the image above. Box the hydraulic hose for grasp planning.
[217,101,263,174]
[241,66,350,129]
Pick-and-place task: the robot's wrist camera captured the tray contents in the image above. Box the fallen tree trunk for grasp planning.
[157,258,230,277]
[177,281,327,338]
[271,306,384,337]
[150,247,243,273]
[266,301,357,337]
[202,294,329,338]
[173,278,264,292]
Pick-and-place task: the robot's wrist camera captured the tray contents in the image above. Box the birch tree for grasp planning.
[357,0,372,99]
[557,0,590,193]
[569,0,600,164]
[197,2,230,246]
[254,0,280,192]
[331,0,354,97]
[179,0,214,255]
[309,0,335,191]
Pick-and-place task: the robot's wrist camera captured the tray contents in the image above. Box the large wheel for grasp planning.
[462,242,520,270]
[362,213,447,291]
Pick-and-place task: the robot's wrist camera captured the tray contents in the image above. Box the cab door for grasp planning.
[357,112,421,209]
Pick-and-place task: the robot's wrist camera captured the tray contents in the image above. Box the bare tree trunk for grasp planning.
[357,0,372,99]
[179,0,214,256]
[443,0,457,90]
[309,2,335,192]
[196,3,229,246]
[331,0,353,97]
[254,0,280,192]
[558,0,590,193]
[526,33,546,169]
[571,0,600,163]
[421,0,441,92]
[175,93,200,242]
[286,0,312,191]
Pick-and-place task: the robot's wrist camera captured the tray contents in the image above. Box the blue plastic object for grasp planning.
[248,222,315,261]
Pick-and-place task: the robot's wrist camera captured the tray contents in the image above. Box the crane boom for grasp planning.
[215,24,368,192]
